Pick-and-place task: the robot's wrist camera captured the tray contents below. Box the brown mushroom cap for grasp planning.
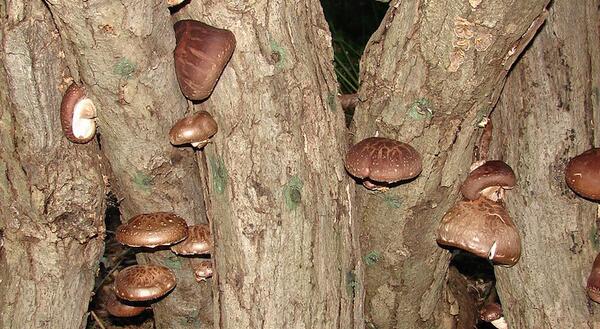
[106,291,148,317]
[461,160,516,200]
[587,253,600,303]
[174,20,236,101]
[436,198,521,266]
[60,83,97,144]
[169,111,218,147]
[345,137,422,188]
[565,148,600,200]
[170,224,212,255]
[479,303,503,322]
[116,212,189,248]
[114,265,177,302]
[191,259,213,282]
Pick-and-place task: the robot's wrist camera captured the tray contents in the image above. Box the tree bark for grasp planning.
[175,2,362,328]
[0,1,107,328]
[490,0,600,327]
[353,0,549,328]
[42,0,212,327]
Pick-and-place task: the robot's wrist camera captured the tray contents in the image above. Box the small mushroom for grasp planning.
[60,83,97,144]
[106,291,148,317]
[166,0,185,6]
[436,198,521,266]
[170,224,212,255]
[479,303,507,329]
[565,148,600,200]
[345,137,422,190]
[587,253,600,303]
[191,259,213,282]
[114,264,177,302]
[461,160,516,201]
[173,20,236,100]
[169,111,218,148]
[116,212,189,248]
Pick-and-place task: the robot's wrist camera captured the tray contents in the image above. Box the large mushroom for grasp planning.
[436,198,521,266]
[116,212,189,248]
[114,264,177,302]
[461,160,516,201]
[169,111,218,148]
[565,148,600,200]
[345,137,422,190]
[173,20,236,101]
[60,82,97,144]
[170,224,212,255]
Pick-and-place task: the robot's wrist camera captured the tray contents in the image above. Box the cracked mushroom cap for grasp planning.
[169,111,218,148]
[114,265,176,302]
[565,148,600,200]
[436,198,521,266]
[60,83,97,144]
[461,160,516,200]
[345,137,422,189]
[116,212,189,248]
[174,19,236,100]
[587,253,600,303]
[170,224,212,255]
[106,291,148,317]
[191,259,213,282]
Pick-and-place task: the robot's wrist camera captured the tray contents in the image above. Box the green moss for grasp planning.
[283,175,303,211]
[326,92,337,112]
[113,58,136,79]
[407,98,433,120]
[162,255,182,270]
[269,40,287,69]
[382,194,402,209]
[590,227,599,250]
[132,170,153,192]
[345,270,357,297]
[209,157,228,195]
[364,250,381,266]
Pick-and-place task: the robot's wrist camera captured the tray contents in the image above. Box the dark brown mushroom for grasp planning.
[191,259,213,282]
[170,224,212,255]
[437,198,521,266]
[173,20,236,101]
[169,111,218,148]
[461,160,516,201]
[345,137,422,190]
[106,291,148,317]
[479,303,507,328]
[587,253,600,303]
[60,82,97,144]
[116,212,189,248]
[565,148,600,200]
[114,265,177,302]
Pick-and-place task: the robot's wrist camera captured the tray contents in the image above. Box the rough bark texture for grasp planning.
[353,0,549,328]
[175,1,362,328]
[42,0,212,327]
[490,1,600,327]
[0,1,107,328]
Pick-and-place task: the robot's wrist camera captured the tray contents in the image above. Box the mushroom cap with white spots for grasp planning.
[114,265,176,302]
[116,212,189,248]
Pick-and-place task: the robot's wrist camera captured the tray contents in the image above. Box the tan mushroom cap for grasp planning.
[116,212,189,248]
[60,82,97,144]
[174,20,236,101]
[170,224,212,255]
[191,259,213,282]
[345,137,422,188]
[114,265,177,302]
[461,160,516,200]
[436,198,521,266]
[565,148,600,200]
[587,253,600,303]
[106,291,148,317]
[169,111,218,147]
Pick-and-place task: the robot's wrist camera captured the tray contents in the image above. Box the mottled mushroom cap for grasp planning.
[174,19,236,100]
[479,303,503,322]
[587,253,600,303]
[170,224,212,255]
[114,265,176,302]
[565,148,600,200]
[345,137,422,188]
[436,198,521,266]
[191,259,213,282]
[60,82,97,144]
[106,291,147,317]
[169,111,218,147]
[116,212,189,248]
[461,160,516,200]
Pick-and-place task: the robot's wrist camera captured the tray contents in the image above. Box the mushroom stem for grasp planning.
[491,317,508,329]
[76,98,97,119]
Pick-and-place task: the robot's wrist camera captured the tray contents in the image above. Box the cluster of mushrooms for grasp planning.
[58,1,236,318]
